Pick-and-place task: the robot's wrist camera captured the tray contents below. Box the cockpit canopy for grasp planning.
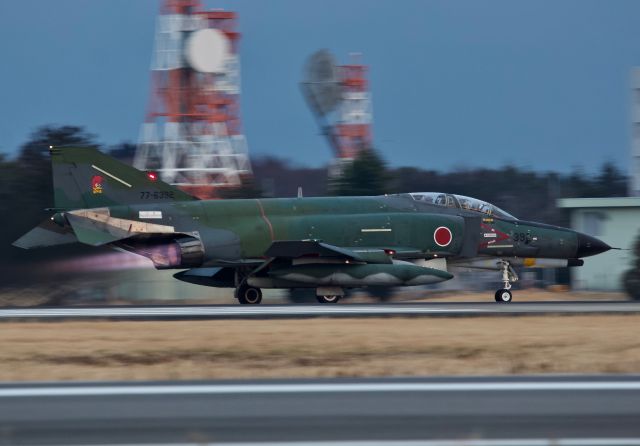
[408,192,517,220]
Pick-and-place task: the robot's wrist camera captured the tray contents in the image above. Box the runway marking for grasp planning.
[3,381,640,398]
[0,306,492,319]
[50,439,640,446]
[2,302,640,321]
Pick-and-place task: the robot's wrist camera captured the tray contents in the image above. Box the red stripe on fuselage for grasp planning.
[256,199,275,241]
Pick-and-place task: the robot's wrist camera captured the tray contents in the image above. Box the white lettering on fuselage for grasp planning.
[139,211,163,219]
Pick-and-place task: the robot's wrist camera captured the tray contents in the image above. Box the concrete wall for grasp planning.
[570,207,639,290]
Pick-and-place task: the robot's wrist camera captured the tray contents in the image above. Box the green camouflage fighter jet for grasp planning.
[14,147,611,304]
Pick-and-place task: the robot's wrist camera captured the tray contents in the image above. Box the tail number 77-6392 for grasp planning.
[140,191,175,200]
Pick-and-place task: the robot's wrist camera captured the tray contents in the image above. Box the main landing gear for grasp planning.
[494,260,518,303]
[315,287,343,304]
[316,295,341,304]
[235,284,262,305]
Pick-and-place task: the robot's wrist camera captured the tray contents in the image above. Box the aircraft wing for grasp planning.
[265,240,369,261]
[176,239,453,290]
[265,240,424,264]
[261,240,452,288]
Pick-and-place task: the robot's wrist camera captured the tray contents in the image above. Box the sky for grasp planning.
[1,0,640,173]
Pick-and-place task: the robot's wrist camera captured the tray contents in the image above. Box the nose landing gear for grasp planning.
[494,288,512,303]
[495,260,518,303]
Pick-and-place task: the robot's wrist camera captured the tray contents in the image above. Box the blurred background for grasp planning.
[1,0,639,305]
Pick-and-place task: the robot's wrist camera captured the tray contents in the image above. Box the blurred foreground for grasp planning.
[0,278,627,307]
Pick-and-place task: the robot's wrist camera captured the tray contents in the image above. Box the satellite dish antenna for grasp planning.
[301,49,343,156]
[185,28,230,73]
[301,49,342,117]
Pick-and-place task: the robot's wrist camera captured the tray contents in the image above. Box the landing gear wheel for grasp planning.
[494,289,512,303]
[316,295,341,304]
[236,285,262,305]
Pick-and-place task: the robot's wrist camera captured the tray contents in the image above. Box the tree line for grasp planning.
[256,147,627,226]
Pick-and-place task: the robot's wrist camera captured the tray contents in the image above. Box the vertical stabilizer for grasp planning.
[50,146,197,210]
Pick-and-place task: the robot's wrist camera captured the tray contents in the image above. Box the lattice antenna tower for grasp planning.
[134,0,251,199]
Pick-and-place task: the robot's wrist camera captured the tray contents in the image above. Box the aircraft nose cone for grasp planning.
[576,232,611,258]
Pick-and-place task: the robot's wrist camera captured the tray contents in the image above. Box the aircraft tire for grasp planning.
[236,285,262,305]
[494,289,512,303]
[316,295,341,304]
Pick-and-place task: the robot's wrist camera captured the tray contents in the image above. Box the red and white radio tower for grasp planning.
[335,54,373,160]
[301,50,373,173]
[134,0,251,199]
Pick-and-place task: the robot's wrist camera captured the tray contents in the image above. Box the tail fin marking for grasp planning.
[51,146,197,210]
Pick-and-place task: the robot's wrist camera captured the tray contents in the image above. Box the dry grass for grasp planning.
[1,315,640,381]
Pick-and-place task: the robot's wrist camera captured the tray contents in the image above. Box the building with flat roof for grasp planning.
[631,68,640,196]
[557,197,640,291]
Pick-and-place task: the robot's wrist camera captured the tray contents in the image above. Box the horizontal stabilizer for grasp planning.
[12,218,77,249]
[65,209,176,246]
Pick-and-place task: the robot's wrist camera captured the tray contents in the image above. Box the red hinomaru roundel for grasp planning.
[433,226,452,247]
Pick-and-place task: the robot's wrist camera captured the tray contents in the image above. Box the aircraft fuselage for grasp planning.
[107,194,602,268]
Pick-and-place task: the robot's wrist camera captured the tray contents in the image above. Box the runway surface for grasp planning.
[1,300,640,321]
[1,375,640,444]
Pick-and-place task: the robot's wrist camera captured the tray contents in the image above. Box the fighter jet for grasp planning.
[14,147,611,304]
